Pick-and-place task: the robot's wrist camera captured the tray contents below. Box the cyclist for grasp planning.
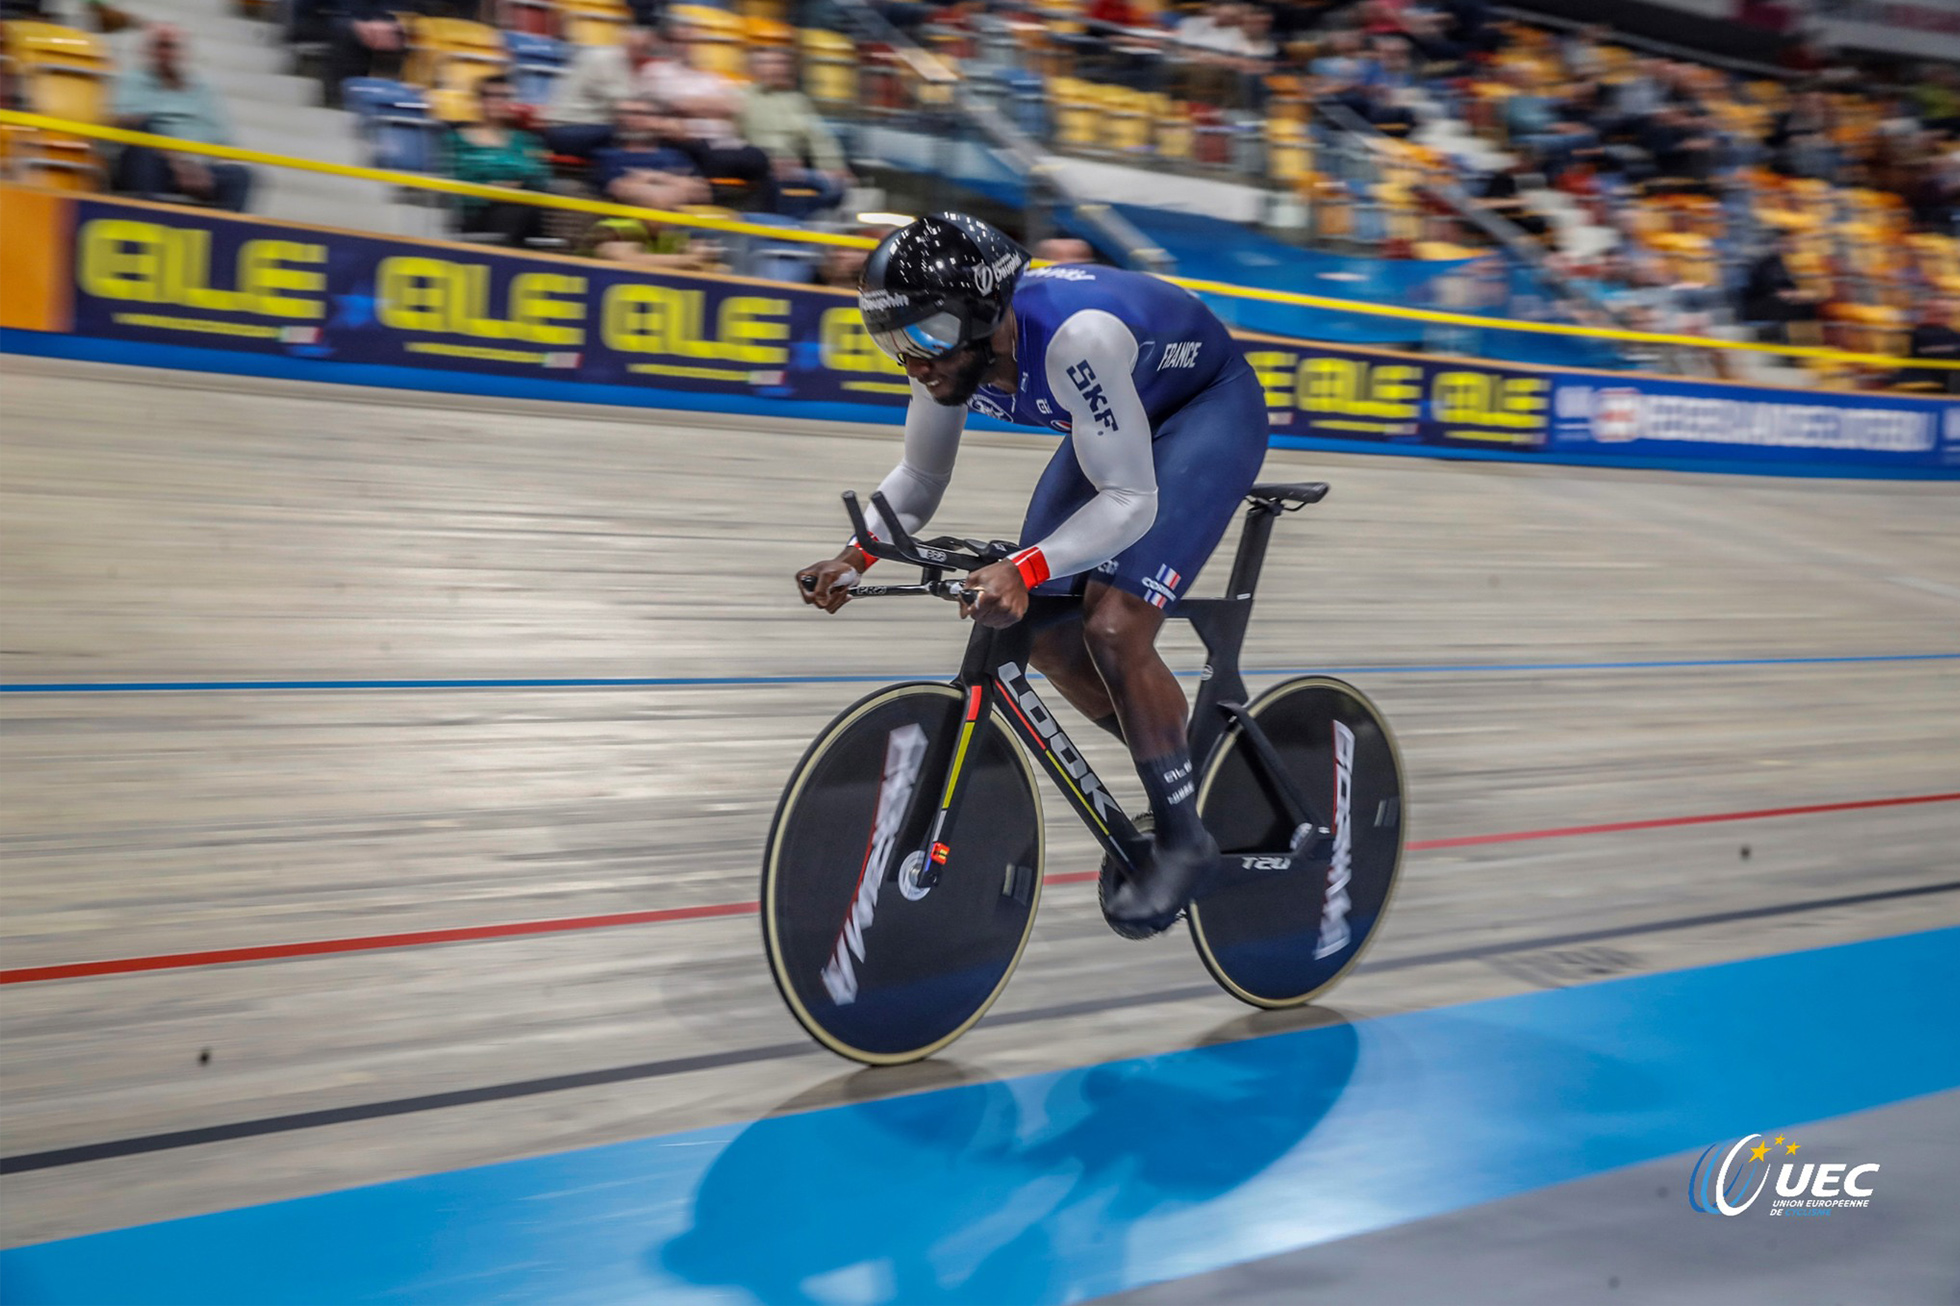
[795,213,1269,936]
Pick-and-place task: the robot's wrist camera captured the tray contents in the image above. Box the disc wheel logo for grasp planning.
[1689,1134,1774,1216]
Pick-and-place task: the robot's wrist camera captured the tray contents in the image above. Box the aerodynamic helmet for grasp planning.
[858,213,1029,362]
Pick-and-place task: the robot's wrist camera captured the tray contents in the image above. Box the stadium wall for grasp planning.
[2,185,1954,479]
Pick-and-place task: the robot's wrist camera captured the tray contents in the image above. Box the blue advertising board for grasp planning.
[8,193,1954,478]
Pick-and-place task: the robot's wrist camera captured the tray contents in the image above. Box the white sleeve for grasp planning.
[861,380,967,545]
[1024,310,1158,581]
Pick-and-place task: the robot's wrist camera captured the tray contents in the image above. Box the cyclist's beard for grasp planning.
[928,345,993,407]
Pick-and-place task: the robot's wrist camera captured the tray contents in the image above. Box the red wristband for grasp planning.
[1008,546,1050,589]
[845,536,876,570]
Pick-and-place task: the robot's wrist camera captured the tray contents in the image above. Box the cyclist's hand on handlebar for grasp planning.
[795,556,860,614]
[961,560,1028,629]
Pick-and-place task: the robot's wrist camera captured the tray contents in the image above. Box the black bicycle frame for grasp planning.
[907,493,1332,893]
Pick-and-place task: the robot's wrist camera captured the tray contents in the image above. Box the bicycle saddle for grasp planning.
[1247,482,1330,508]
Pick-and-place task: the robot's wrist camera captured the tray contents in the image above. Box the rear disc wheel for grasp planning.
[1188,676,1405,1008]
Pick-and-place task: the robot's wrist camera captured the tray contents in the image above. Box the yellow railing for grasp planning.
[3,108,1957,372]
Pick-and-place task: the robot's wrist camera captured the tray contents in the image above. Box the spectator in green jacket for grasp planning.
[737,47,853,217]
[448,75,551,246]
[111,25,252,211]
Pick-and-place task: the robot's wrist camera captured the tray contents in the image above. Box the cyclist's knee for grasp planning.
[1080,593,1160,675]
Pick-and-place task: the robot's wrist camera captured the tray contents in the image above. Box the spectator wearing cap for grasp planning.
[737,47,852,218]
[112,25,252,211]
[446,74,550,246]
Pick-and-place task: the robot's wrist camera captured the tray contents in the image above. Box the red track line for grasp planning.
[4,790,1955,986]
[1402,791,1960,851]
[0,901,759,985]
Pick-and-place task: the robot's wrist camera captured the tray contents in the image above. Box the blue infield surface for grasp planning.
[5,926,1956,1304]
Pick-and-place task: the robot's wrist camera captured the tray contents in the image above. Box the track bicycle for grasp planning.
[763,482,1405,1065]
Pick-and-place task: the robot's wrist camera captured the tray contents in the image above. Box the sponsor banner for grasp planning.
[14,192,1956,476]
[1241,343,1557,450]
[63,197,912,406]
[1549,376,1955,471]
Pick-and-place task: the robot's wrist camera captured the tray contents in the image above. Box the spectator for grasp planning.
[1033,237,1097,263]
[1639,105,1722,188]
[584,214,725,272]
[1086,0,1148,29]
[447,75,550,246]
[1173,2,1272,107]
[817,241,869,289]
[323,0,462,108]
[1769,88,1839,180]
[1474,160,1551,239]
[637,20,776,209]
[1309,28,1372,90]
[543,24,662,158]
[112,25,252,212]
[1912,63,1960,135]
[1899,295,1960,393]
[1739,229,1825,344]
[737,47,853,218]
[591,96,712,210]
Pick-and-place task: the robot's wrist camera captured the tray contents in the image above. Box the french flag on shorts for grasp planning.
[1145,564,1182,608]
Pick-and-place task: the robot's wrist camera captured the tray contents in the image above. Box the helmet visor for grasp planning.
[866,309,966,362]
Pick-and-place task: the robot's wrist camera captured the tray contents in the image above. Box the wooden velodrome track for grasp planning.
[2,353,1957,1248]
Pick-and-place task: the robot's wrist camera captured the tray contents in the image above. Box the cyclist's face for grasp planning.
[904,344,990,407]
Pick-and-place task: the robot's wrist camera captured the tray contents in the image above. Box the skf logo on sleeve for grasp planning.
[1065,360,1120,432]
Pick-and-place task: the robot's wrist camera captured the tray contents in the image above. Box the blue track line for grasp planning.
[1,652,1956,694]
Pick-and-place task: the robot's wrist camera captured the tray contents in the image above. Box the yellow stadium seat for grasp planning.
[559,0,631,45]
[798,28,856,106]
[402,17,509,93]
[1266,118,1311,184]
[738,0,789,19]
[742,16,793,47]
[427,85,479,124]
[1907,233,1960,294]
[1151,95,1191,162]
[1099,84,1151,154]
[1049,76,1098,152]
[5,22,112,189]
[1309,175,1351,239]
[670,4,745,78]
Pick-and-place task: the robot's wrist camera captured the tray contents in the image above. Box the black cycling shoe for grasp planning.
[1102,830,1219,940]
